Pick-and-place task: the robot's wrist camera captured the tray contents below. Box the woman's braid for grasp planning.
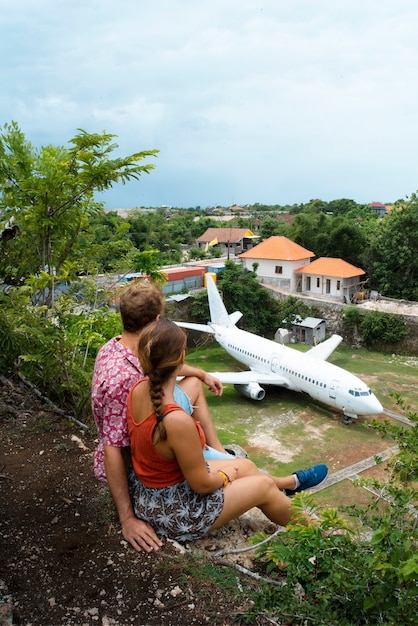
[149,369,167,443]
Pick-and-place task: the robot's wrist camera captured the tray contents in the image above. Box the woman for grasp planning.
[127,320,320,542]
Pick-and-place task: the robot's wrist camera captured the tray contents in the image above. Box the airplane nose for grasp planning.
[369,394,383,415]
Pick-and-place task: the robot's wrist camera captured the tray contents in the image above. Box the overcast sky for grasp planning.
[2,0,418,209]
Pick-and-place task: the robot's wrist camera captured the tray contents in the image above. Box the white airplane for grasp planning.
[177,275,383,423]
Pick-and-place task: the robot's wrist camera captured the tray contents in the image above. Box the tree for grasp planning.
[81,209,136,273]
[216,262,281,336]
[0,122,158,306]
[327,198,360,215]
[324,218,368,267]
[362,196,418,300]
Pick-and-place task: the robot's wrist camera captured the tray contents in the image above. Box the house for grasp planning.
[196,228,257,257]
[294,257,366,303]
[369,202,387,218]
[239,236,314,291]
[291,317,326,345]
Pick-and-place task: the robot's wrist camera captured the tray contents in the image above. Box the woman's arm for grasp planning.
[163,411,226,493]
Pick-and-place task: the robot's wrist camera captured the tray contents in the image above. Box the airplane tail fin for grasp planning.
[206,274,237,328]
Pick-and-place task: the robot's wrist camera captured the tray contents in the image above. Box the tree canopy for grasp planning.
[362,196,418,300]
[0,122,158,305]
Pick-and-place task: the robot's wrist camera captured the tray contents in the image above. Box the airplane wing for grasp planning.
[307,334,343,360]
[208,370,290,387]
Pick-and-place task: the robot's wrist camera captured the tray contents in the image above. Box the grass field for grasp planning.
[185,340,417,508]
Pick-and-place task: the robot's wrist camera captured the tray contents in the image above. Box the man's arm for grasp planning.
[178,364,223,396]
[104,445,162,553]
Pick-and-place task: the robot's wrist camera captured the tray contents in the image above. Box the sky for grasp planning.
[1,0,418,210]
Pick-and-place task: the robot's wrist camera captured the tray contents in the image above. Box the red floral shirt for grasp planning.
[91,337,143,482]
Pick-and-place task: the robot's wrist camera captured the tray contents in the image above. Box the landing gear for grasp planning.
[342,412,357,425]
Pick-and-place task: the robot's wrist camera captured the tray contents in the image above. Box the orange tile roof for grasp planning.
[239,236,314,260]
[196,228,254,243]
[295,257,365,278]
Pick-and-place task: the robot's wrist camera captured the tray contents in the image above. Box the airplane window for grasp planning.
[349,390,354,395]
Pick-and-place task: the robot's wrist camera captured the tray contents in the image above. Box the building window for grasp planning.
[326,279,331,294]
[336,280,341,290]
[275,265,283,274]
[316,277,320,288]
[306,276,311,290]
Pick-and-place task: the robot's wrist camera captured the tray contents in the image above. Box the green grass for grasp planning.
[185,340,416,506]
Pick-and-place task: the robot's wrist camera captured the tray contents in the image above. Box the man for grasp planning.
[92,280,233,553]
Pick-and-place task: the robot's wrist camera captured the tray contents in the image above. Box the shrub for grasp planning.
[360,310,408,346]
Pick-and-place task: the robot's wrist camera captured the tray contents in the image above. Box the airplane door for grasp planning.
[329,380,339,399]
[271,354,281,373]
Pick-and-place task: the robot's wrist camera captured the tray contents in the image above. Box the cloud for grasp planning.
[1,0,418,207]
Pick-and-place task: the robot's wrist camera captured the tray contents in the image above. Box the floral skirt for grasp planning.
[128,470,224,542]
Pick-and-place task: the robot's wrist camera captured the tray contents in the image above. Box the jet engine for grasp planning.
[234,382,265,401]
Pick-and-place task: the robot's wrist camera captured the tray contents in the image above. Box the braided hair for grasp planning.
[137,320,187,443]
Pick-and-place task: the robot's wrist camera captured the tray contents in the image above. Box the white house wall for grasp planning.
[242,257,311,291]
[300,275,361,302]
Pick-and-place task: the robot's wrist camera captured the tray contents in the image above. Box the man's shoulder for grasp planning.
[93,336,142,387]
[95,336,124,363]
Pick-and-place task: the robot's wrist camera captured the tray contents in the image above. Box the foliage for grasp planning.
[259,217,290,240]
[0,122,158,305]
[289,211,370,268]
[215,262,282,336]
[0,286,121,420]
[130,248,168,284]
[189,288,210,321]
[360,310,408,347]
[82,209,137,273]
[342,305,362,330]
[362,196,418,300]
[248,399,418,625]
[188,246,206,260]
[277,295,313,330]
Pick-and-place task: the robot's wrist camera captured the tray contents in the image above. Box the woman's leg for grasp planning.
[207,458,298,491]
[209,474,295,529]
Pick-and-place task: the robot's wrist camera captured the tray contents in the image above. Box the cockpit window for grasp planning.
[349,388,373,397]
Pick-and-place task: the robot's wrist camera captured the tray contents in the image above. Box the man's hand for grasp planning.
[104,445,163,553]
[201,372,223,396]
[121,515,163,553]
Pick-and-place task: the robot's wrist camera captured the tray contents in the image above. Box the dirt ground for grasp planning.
[0,376,280,626]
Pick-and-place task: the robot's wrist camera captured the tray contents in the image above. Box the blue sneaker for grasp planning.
[285,464,328,496]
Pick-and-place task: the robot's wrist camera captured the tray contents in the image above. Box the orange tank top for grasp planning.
[127,380,207,488]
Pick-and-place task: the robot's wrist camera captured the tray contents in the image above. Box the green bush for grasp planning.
[342,305,362,330]
[0,286,121,421]
[360,310,408,346]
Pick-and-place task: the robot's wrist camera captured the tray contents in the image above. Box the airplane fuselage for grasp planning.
[211,323,383,418]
